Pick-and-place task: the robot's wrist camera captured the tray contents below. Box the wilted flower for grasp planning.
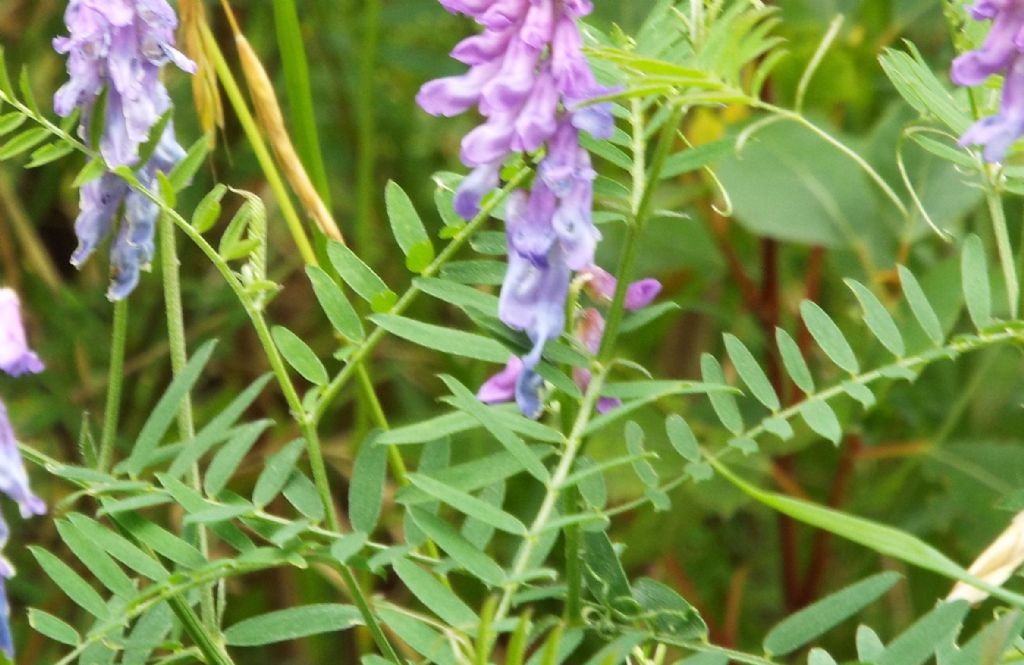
[54,0,195,299]
[951,0,1024,162]
[421,0,617,416]
[0,290,46,658]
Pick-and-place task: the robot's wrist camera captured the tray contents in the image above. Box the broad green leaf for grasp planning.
[763,572,901,656]
[808,649,837,665]
[331,532,368,564]
[898,265,944,345]
[660,139,733,178]
[327,240,397,312]
[625,422,659,487]
[56,519,136,599]
[26,141,74,168]
[372,314,510,363]
[711,461,1024,608]
[800,301,859,374]
[28,609,79,646]
[167,137,207,191]
[66,514,167,582]
[307,266,364,341]
[253,439,307,508]
[191,184,227,233]
[879,46,971,134]
[415,277,499,318]
[122,340,217,475]
[224,604,363,646]
[582,530,632,606]
[393,558,479,628]
[0,113,26,137]
[30,547,108,618]
[386,180,435,272]
[283,471,326,521]
[350,431,388,533]
[73,158,106,188]
[440,376,550,482]
[845,279,905,356]
[961,234,992,328]
[876,601,969,665]
[182,503,252,526]
[665,415,701,462]
[396,446,554,506]
[633,577,707,640]
[700,354,743,434]
[380,407,562,446]
[204,421,268,497]
[723,333,780,411]
[108,512,206,569]
[856,625,885,662]
[272,326,328,386]
[776,327,814,394]
[0,127,48,160]
[799,399,842,445]
[406,473,527,536]
[407,508,506,586]
[122,603,175,665]
[378,607,458,665]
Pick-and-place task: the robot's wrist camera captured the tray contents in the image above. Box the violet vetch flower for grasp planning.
[422,0,617,416]
[951,1,1024,162]
[0,289,47,658]
[54,0,195,300]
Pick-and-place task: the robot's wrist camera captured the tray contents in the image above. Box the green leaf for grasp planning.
[224,604,363,646]
[876,601,969,665]
[405,473,527,536]
[167,137,207,191]
[763,572,901,656]
[961,234,992,328]
[700,354,743,434]
[122,603,174,665]
[204,421,268,497]
[582,530,632,607]
[665,415,701,462]
[0,113,26,137]
[56,519,136,598]
[625,422,659,487]
[407,508,506,586]
[122,340,217,476]
[327,240,397,312]
[0,127,49,160]
[396,446,554,506]
[307,266,364,341]
[633,577,708,640]
[879,46,971,134]
[283,471,325,521]
[856,625,885,662]
[440,376,550,483]
[372,314,510,363]
[386,180,435,272]
[898,265,944,345]
[350,431,389,533]
[30,547,108,618]
[660,139,733,178]
[25,141,74,168]
[723,334,780,411]
[272,326,328,386]
[393,558,479,628]
[800,301,859,374]
[415,277,499,318]
[808,649,837,665]
[845,279,905,357]
[182,503,252,526]
[253,439,307,508]
[191,184,227,233]
[28,608,80,646]
[331,532,368,564]
[108,512,206,569]
[799,399,842,445]
[378,607,458,665]
[711,461,1024,608]
[66,514,168,582]
[73,158,106,188]
[947,610,1024,665]
[381,407,562,446]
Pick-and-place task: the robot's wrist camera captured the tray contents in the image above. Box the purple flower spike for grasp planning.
[951,1,1024,162]
[0,290,44,378]
[55,0,194,299]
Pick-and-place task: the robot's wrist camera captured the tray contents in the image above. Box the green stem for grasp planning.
[355,0,382,260]
[562,488,583,625]
[200,23,319,266]
[984,180,1020,319]
[159,214,218,635]
[97,298,128,473]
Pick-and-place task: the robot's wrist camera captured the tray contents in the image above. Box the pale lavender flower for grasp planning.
[54,0,194,299]
[0,290,44,378]
[951,0,1024,161]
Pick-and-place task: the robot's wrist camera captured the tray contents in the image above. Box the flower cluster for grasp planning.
[54,0,195,300]
[479,266,661,415]
[0,289,47,658]
[951,0,1024,162]
[419,0,620,416]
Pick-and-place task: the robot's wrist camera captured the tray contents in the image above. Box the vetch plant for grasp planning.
[0,1,1023,664]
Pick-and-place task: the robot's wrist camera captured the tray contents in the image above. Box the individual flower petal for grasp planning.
[581,265,663,311]
[454,161,502,219]
[0,290,44,378]
[960,54,1024,161]
[478,356,523,404]
[0,402,46,519]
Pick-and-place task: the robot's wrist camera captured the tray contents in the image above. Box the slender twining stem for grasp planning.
[199,22,319,266]
[159,214,218,635]
[355,0,382,260]
[97,298,128,473]
[984,176,1020,318]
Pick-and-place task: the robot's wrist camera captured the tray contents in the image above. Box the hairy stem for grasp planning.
[97,298,128,473]
[984,180,1020,318]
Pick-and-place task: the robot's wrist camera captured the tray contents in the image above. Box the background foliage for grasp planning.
[2,0,1024,663]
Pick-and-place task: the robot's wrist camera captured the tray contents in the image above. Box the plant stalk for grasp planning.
[97,298,129,473]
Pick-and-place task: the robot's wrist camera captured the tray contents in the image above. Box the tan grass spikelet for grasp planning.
[180,0,224,146]
[948,510,1024,604]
